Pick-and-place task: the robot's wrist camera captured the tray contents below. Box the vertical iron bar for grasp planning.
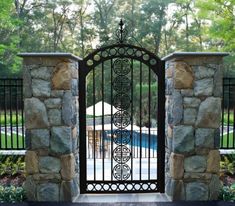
[0,89,1,149]
[134,132,135,158]
[145,131,146,158]
[93,67,96,180]
[152,131,154,158]
[16,80,19,149]
[139,62,142,180]
[151,130,157,157]
[9,79,13,148]
[148,67,151,180]
[4,79,7,149]
[0,81,2,149]
[158,60,165,193]
[111,59,113,181]
[221,78,225,148]
[102,62,105,180]
[137,133,138,158]
[227,79,230,148]
[233,104,235,148]
[79,61,87,193]
[21,79,24,148]
[131,59,133,180]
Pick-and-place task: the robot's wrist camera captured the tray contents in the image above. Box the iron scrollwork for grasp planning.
[112,23,132,179]
[115,19,128,44]
[113,129,131,145]
[113,164,131,181]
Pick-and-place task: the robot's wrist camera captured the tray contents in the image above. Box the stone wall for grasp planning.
[164,52,228,201]
[19,53,80,201]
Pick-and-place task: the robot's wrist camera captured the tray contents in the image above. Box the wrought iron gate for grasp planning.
[79,20,165,193]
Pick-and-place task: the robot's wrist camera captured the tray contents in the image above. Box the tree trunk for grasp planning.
[79,11,85,58]
[154,3,165,55]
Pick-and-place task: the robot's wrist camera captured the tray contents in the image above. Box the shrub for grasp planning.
[220,153,235,202]
[0,185,26,203]
[0,155,25,176]
[0,155,25,187]
[220,156,235,176]
[219,184,235,202]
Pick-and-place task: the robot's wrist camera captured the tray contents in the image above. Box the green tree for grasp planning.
[138,0,172,55]
[0,0,21,76]
[93,0,117,45]
[161,0,204,54]
[196,0,235,76]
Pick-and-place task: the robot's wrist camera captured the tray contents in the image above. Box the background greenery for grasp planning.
[0,0,234,127]
[0,155,26,203]
[220,154,235,202]
[1,0,235,77]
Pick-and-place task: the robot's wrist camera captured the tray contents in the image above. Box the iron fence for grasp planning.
[0,78,25,150]
[0,77,234,151]
[86,129,158,159]
[221,78,235,149]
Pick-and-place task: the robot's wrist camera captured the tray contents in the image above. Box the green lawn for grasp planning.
[223,111,234,125]
[0,134,24,149]
[1,131,234,149]
[0,114,23,126]
[221,132,235,148]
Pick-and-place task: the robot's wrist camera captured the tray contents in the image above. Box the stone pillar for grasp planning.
[19,53,80,202]
[163,52,228,201]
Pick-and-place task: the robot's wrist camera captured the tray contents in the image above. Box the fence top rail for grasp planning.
[223,78,235,86]
[18,52,82,61]
[0,78,22,79]
[223,77,235,81]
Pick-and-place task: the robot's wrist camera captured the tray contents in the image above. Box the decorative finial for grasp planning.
[116,19,127,44]
[119,19,124,29]
[119,19,124,43]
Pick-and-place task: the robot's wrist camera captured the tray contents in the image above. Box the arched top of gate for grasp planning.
[81,43,163,76]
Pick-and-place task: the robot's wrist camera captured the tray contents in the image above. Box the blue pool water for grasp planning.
[103,130,157,150]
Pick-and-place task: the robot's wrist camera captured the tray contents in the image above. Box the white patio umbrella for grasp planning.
[86,101,118,116]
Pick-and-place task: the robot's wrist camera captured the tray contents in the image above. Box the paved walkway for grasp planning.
[5,201,234,206]
[76,193,169,203]
[1,126,23,136]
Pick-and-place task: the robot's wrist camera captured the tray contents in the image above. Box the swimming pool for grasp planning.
[104,129,157,150]
[86,129,158,159]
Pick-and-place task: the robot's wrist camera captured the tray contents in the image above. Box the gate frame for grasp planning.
[78,43,165,194]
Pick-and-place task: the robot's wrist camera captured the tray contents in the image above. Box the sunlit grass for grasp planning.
[0,134,24,149]
[0,114,23,126]
[221,133,235,148]
[222,111,234,125]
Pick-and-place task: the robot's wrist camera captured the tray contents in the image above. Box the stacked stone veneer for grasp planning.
[164,52,228,201]
[19,53,80,201]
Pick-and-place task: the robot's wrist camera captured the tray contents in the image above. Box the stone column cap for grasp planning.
[162,52,229,61]
[18,52,82,61]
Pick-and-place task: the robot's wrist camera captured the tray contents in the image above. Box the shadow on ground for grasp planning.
[2,201,234,206]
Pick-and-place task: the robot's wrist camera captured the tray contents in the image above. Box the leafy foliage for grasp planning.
[220,156,235,176]
[220,153,235,202]
[196,0,235,76]
[0,155,25,176]
[0,0,235,76]
[0,185,26,203]
[219,184,235,202]
[0,156,26,202]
